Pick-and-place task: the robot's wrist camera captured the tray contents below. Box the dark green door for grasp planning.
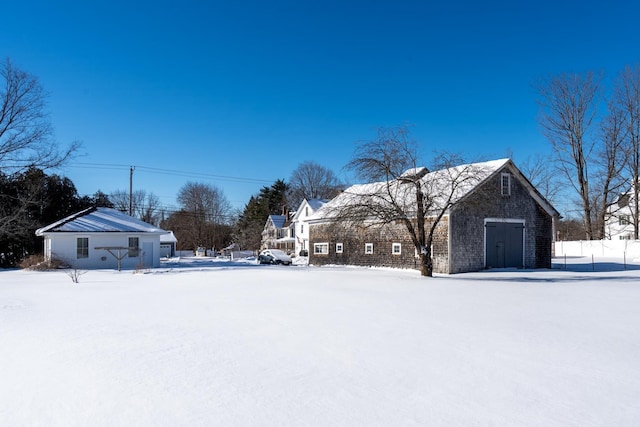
[485,222,524,268]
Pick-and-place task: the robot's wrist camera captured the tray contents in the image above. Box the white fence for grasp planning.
[555,240,640,258]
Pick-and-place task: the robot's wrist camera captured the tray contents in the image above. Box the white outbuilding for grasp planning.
[36,207,170,270]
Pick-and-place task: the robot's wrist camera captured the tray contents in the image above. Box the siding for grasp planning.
[309,165,555,274]
[46,233,162,269]
[449,167,553,273]
[309,219,450,273]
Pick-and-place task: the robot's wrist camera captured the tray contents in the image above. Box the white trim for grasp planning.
[365,243,374,254]
[392,243,401,255]
[314,242,329,255]
[76,236,89,259]
[501,172,511,196]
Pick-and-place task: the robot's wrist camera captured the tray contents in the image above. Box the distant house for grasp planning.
[307,159,559,274]
[605,188,638,240]
[36,207,170,270]
[160,231,178,258]
[291,198,328,256]
[261,209,295,253]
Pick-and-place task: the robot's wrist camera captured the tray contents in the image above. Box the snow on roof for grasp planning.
[309,159,512,222]
[36,207,168,235]
[160,231,178,243]
[399,167,428,180]
[306,198,329,210]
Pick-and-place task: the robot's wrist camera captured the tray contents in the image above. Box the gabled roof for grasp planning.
[309,158,559,223]
[267,215,287,229]
[291,198,329,221]
[36,207,168,235]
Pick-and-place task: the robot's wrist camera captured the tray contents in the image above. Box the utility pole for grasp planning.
[129,166,135,216]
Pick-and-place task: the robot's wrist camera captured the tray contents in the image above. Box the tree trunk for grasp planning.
[420,252,433,277]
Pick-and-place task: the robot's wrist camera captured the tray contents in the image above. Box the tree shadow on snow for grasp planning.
[445,258,640,283]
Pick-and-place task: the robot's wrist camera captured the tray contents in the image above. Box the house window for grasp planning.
[128,237,139,257]
[365,243,374,254]
[314,243,329,254]
[501,173,511,196]
[336,243,343,253]
[619,215,631,226]
[305,207,309,216]
[392,243,401,255]
[301,224,304,234]
[77,237,88,259]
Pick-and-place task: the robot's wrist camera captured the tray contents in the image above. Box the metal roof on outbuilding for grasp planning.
[36,207,168,235]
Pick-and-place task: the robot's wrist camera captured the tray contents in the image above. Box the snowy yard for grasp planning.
[1,257,639,426]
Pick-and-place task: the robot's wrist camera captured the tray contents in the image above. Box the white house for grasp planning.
[36,207,170,270]
[260,213,295,253]
[291,198,328,256]
[605,189,638,240]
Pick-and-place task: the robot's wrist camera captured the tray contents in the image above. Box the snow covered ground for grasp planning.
[1,256,639,426]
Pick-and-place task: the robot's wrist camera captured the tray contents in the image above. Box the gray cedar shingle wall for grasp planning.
[449,167,553,273]
[309,220,450,273]
[310,165,554,274]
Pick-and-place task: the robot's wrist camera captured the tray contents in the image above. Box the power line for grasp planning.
[67,162,276,185]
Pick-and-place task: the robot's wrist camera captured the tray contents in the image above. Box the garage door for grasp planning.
[485,221,524,269]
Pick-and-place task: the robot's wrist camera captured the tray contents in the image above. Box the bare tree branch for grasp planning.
[330,126,488,277]
[535,72,601,239]
[0,58,79,172]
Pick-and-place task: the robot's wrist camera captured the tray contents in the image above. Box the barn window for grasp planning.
[128,237,139,257]
[501,173,511,196]
[365,243,374,254]
[392,243,401,255]
[336,243,343,253]
[77,237,88,259]
[314,243,329,254]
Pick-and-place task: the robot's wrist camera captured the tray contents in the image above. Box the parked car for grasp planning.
[258,249,292,265]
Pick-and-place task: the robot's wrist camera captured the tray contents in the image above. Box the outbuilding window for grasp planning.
[77,237,88,259]
[336,243,343,253]
[501,173,511,196]
[392,243,401,255]
[128,237,139,257]
[365,243,374,254]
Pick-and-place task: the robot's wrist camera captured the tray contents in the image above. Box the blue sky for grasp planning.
[2,0,639,215]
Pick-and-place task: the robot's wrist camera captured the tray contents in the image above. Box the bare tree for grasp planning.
[519,153,561,205]
[335,126,486,277]
[613,65,640,238]
[287,161,343,207]
[592,99,628,238]
[176,182,232,250]
[535,72,601,239]
[0,58,78,172]
[110,189,160,224]
[137,192,161,225]
[109,189,130,213]
[0,58,79,237]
